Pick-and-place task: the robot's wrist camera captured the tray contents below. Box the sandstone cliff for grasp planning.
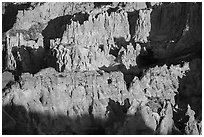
[2,2,202,135]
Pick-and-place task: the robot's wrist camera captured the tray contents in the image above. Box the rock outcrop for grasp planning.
[2,2,202,135]
[3,2,201,73]
[3,61,201,135]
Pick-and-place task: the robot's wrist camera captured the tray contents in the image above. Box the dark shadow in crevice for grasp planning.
[113,37,129,49]
[94,2,112,8]
[136,41,202,70]
[169,41,202,62]
[117,2,126,8]
[149,2,189,43]
[109,46,120,58]
[98,44,105,52]
[41,15,73,71]
[145,2,152,8]
[2,3,18,33]
[2,41,8,71]
[136,47,159,69]
[107,7,119,16]
[127,10,139,40]
[107,98,130,117]
[15,2,38,10]
[132,2,202,72]
[104,98,130,134]
[42,15,72,40]
[11,45,45,76]
[174,48,202,120]
[123,73,137,90]
[41,12,90,64]
[99,64,141,90]
[72,12,89,25]
[173,95,189,134]
[109,37,129,58]
[2,99,155,135]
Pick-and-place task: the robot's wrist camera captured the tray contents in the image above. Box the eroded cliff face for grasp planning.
[2,2,202,135]
[2,63,193,135]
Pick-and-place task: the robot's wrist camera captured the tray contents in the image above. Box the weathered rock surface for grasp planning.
[3,61,197,135]
[2,2,202,135]
[2,71,14,89]
[3,2,201,74]
[2,68,129,134]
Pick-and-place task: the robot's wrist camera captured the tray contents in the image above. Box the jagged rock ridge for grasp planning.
[2,2,202,135]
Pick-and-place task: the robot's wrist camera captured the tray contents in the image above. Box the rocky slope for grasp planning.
[2,2,202,135]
